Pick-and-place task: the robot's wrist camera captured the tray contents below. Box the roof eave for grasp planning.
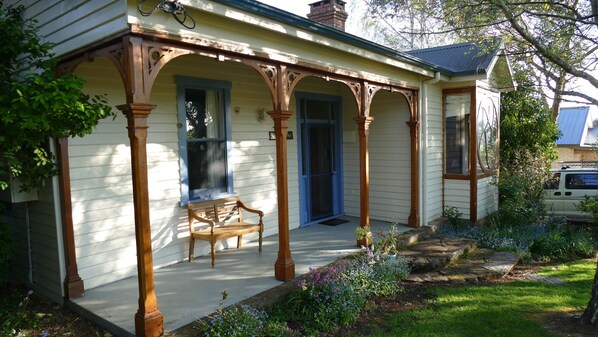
[213,0,445,75]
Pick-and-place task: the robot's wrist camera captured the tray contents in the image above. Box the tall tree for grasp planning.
[360,0,598,110]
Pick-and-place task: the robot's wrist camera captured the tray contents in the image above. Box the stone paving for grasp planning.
[395,222,520,284]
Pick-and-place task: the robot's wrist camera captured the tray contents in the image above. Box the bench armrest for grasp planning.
[237,201,264,218]
[188,211,216,233]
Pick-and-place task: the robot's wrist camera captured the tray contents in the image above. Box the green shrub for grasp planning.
[0,215,15,287]
[529,224,596,260]
[577,194,598,223]
[269,246,410,336]
[443,205,467,229]
[441,220,597,261]
[197,304,268,337]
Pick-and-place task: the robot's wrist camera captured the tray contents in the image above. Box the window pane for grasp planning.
[565,173,598,189]
[185,89,223,140]
[182,85,228,200]
[306,100,331,120]
[187,141,227,197]
[476,94,499,174]
[445,92,470,175]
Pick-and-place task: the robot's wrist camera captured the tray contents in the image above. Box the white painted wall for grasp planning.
[368,91,411,223]
[9,0,128,57]
[444,180,471,218]
[424,84,444,223]
[477,176,498,219]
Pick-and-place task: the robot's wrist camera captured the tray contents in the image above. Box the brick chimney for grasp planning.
[307,0,349,31]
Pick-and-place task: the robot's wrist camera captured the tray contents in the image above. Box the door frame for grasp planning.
[296,92,344,226]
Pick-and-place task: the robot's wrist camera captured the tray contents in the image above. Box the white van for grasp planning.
[543,168,598,220]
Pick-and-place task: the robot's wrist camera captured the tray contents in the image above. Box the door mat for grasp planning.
[319,218,350,226]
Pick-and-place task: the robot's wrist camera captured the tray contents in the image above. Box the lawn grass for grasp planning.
[361,260,595,337]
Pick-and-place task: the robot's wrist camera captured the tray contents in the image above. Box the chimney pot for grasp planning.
[307,0,348,31]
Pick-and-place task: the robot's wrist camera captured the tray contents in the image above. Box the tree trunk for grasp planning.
[581,263,598,327]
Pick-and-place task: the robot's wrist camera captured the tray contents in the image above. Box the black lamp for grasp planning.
[138,0,196,29]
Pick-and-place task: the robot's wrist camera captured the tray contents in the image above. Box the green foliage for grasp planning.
[441,219,596,261]
[577,195,598,224]
[1,289,35,337]
[442,205,467,229]
[268,247,410,336]
[0,3,113,191]
[0,215,15,287]
[500,68,559,170]
[197,304,268,337]
[374,222,400,255]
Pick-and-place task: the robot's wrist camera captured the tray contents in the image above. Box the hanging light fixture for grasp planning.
[138,0,196,29]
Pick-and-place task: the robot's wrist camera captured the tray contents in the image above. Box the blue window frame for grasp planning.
[176,76,233,205]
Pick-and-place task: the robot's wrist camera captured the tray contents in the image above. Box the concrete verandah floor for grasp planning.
[70,217,410,336]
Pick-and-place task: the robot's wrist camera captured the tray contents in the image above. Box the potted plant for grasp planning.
[355,226,373,248]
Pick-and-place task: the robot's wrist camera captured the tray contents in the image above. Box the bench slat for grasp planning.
[188,196,263,267]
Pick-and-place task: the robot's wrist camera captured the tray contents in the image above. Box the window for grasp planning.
[476,94,499,174]
[544,173,560,190]
[444,91,471,175]
[565,173,598,190]
[176,77,233,204]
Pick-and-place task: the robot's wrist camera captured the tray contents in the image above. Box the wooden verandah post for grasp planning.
[119,36,164,337]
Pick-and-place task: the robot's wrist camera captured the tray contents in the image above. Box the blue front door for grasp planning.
[297,94,343,225]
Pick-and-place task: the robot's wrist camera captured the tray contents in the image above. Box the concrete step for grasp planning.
[395,219,445,247]
[397,237,477,273]
[405,248,520,283]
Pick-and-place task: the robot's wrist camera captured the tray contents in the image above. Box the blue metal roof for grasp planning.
[556,106,591,145]
[405,40,501,76]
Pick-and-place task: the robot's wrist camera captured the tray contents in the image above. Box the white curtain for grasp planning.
[205,90,224,189]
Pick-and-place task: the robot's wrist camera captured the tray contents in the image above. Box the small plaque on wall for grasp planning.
[269,131,294,140]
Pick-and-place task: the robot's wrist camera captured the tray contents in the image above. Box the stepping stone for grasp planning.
[405,248,520,283]
[398,238,477,273]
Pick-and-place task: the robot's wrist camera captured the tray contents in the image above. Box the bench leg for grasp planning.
[237,235,243,249]
[189,237,195,262]
[258,231,263,253]
[210,241,216,268]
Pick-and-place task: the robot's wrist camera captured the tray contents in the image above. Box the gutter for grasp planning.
[420,71,441,227]
[212,0,446,75]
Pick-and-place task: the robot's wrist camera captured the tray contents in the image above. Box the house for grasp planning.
[554,106,598,168]
[1,0,514,336]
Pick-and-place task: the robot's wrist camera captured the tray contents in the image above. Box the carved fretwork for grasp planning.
[332,79,362,114]
[243,61,315,111]
[243,60,279,110]
[392,87,417,119]
[142,43,193,101]
[55,61,81,77]
[364,84,385,116]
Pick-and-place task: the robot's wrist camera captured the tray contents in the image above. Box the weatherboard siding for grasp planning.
[424,84,444,224]
[10,0,127,57]
[367,91,411,223]
[444,180,471,218]
[28,182,63,302]
[477,176,498,219]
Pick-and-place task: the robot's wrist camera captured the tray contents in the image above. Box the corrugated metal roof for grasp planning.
[405,40,500,76]
[556,106,591,145]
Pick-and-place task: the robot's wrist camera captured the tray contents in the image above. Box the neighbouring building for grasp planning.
[554,106,598,168]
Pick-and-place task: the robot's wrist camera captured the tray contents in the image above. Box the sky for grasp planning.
[256,1,313,17]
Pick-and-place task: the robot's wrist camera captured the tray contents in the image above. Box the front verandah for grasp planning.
[69,217,410,336]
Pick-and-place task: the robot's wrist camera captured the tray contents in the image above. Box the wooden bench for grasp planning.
[187,196,264,267]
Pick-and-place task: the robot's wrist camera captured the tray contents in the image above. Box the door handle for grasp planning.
[554,192,561,196]
[565,192,572,196]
